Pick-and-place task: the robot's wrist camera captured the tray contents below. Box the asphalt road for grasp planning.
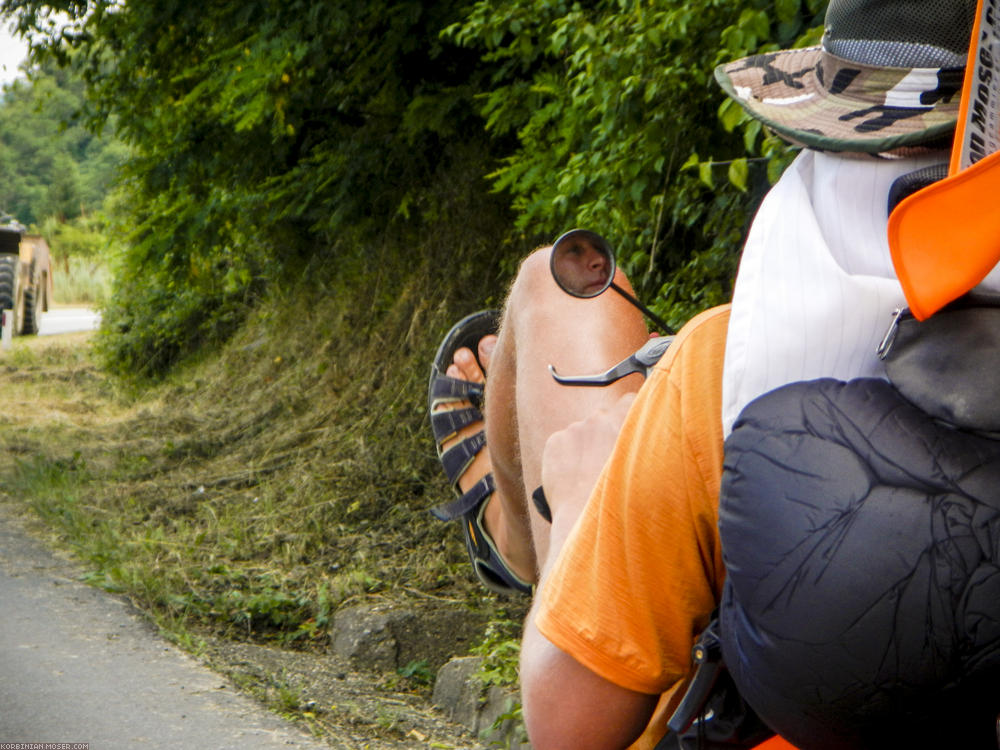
[37,307,101,336]
[0,503,330,750]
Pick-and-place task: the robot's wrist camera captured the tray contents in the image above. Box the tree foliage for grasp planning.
[0,58,127,225]
[0,0,828,374]
[1,0,508,377]
[447,0,826,325]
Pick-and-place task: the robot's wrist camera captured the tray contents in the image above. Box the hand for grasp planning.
[540,392,636,531]
[525,390,658,750]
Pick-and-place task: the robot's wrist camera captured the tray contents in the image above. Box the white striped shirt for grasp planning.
[722,149,1000,435]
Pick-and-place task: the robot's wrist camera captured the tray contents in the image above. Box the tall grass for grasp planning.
[51,255,112,306]
[39,214,114,306]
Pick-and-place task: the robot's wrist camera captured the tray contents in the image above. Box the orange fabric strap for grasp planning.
[889,0,1000,320]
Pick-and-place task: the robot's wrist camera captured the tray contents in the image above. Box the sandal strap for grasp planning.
[439,429,487,488]
[531,485,552,523]
[466,496,533,595]
[427,310,530,595]
[431,374,485,410]
[431,474,533,595]
[431,406,483,445]
[430,473,495,521]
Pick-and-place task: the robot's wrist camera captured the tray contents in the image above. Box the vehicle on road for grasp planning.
[0,217,53,336]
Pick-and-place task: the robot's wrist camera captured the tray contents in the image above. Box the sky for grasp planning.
[0,22,29,86]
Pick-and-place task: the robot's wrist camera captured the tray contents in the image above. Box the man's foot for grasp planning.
[439,337,495,492]
[428,311,533,595]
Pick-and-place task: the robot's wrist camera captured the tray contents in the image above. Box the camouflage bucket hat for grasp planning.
[715,0,977,153]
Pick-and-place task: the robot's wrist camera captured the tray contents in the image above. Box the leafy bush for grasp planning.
[447,0,827,325]
[2,0,828,374]
[3,0,514,377]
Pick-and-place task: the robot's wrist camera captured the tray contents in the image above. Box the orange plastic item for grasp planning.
[888,0,1000,320]
[888,149,1000,320]
[950,0,989,178]
[752,736,799,750]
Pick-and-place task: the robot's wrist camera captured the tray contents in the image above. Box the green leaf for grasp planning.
[698,161,714,189]
[775,0,801,24]
[727,158,748,192]
[795,22,825,48]
[767,155,788,185]
[719,98,745,133]
[743,120,762,153]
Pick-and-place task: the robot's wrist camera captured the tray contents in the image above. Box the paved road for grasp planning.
[37,307,101,336]
[0,504,330,749]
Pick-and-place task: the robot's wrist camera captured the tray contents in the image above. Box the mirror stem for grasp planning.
[609,282,674,335]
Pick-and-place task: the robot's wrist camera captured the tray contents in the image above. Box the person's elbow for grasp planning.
[521,621,658,750]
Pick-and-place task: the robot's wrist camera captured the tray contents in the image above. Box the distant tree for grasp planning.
[2,0,505,377]
[0,58,127,225]
[0,0,827,375]
[3,0,495,237]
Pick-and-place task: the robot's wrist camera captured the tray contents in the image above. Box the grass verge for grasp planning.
[0,242,529,738]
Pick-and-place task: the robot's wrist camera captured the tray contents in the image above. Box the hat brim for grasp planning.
[715,47,960,153]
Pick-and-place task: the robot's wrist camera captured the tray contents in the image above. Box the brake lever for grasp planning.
[548,336,674,386]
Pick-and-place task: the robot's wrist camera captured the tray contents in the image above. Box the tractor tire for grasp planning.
[20,264,43,335]
[0,255,18,326]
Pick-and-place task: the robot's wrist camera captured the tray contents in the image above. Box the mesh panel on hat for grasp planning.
[830,39,967,68]
[825,0,976,67]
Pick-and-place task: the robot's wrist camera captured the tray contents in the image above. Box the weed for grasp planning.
[223,667,315,726]
[484,699,529,750]
[397,659,433,687]
[470,618,522,689]
[162,625,208,657]
[375,706,404,732]
[275,680,305,715]
[471,617,528,748]
[7,345,39,368]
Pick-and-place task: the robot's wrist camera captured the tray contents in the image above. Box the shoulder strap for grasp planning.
[655,617,774,750]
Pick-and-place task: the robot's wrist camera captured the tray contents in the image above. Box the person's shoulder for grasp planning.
[647,304,730,378]
[678,304,731,346]
[687,304,731,326]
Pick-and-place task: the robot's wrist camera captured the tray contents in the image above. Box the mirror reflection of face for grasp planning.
[552,233,613,297]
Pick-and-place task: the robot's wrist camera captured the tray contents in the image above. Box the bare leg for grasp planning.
[444,246,649,583]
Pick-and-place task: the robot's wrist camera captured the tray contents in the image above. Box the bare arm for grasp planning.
[521,601,659,749]
[520,393,659,749]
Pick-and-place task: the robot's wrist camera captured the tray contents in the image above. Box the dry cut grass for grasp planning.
[0,261,524,655]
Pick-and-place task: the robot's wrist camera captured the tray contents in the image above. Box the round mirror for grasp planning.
[550,229,616,298]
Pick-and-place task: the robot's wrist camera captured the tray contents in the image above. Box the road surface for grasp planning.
[38,307,101,336]
[0,503,331,749]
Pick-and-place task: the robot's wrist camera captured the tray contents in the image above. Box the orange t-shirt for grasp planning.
[535,305,731,749]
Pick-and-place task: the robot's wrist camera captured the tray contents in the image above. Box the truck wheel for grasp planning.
[0,255,18,334]
[21,264,42,336]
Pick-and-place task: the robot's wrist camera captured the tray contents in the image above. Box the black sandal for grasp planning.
[428,310,533,595]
